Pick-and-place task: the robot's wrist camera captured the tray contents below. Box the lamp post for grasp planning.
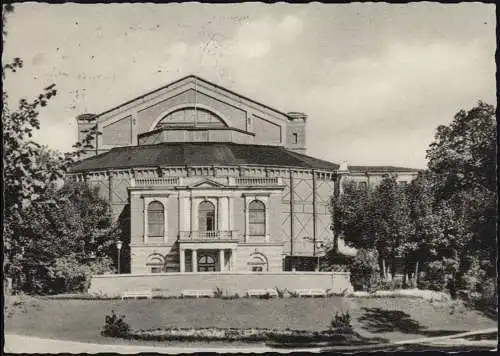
[116,240,123,274]
[303,236,325,272]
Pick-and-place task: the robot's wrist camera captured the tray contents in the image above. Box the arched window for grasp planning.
[198,201,216,232]
[146,255,164,273]
[148,201,164,237]
[249,200,266,236]
[156,108,227,129]
[248,253,268,272]
[198,253,217,272]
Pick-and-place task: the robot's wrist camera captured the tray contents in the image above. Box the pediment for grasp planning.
[97,75,290,131]
[189,179,226,189]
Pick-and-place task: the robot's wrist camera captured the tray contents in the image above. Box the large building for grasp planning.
[69,75,419,274]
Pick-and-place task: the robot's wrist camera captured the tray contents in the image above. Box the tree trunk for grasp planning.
[414,260,419,287]
[382,259,387,280]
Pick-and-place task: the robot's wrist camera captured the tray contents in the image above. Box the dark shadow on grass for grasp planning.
[265,330,388,349]
[358,307,469,337]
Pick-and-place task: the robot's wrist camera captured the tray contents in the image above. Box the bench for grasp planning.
[295,289,327,297]
[121,289,153,300]
[247,289,278,297]
[181,290,215,298]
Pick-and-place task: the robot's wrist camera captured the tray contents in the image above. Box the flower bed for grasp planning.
[119,327,380,344]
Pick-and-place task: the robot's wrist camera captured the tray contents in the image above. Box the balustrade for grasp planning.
[179,230,237,241]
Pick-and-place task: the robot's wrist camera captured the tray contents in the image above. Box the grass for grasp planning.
[5,295,497,347]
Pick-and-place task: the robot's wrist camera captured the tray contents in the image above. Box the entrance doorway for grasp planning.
[198,252,217,272]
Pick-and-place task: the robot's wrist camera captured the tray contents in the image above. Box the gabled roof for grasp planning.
[69,142,339,173]
[348,165,422,173]
[92,75,294,120]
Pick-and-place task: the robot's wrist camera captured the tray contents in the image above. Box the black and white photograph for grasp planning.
[2,2,497,353]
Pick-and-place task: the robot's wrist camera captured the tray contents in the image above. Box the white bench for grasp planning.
[247,289,278,297]
[121,289,153,300]
[295,289,327,297]
[181,290,215,298]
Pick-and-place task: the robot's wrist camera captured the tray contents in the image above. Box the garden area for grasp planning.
[5,293,497,347]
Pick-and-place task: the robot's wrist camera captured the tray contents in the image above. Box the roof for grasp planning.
[69,142,339,173]
[90,75,294,120]
[348,165,422,173]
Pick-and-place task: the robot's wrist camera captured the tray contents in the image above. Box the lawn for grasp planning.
[5,295,497,347]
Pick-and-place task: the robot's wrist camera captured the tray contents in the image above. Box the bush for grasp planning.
[330,311,352,332]
[417,260,452,292]
[274,287,286,298]
[101,310,130,337]
[348,249,380,292]
[48,256,114,294]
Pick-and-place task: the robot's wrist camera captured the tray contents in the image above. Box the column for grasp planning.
[220,197,228,231]
[217,198,223,231]
[143,197,150,244]
[183,197,191,232]
[228,197,234,231]
[192,249,198,272]
[178,195,184,237]
[179,248,185,272]
[191,197,198,232]
[264,197,270,243]
[219,249,225,272]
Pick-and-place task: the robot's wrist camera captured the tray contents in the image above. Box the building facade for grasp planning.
[69,75,419,275]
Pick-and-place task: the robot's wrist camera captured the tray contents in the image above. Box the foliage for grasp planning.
[274,287,286,298]
[102,310,130,337]
[330,311,352,332]
[5,180,117,294]
[348,249,380,292]
[214,287,224,298]
[48,255,114,294]
[3,6,105,294]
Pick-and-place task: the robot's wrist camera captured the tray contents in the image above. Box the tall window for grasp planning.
[198,201,216,232]
[249,200,266,236]
[292,133,298,144]
[148,201,164,237]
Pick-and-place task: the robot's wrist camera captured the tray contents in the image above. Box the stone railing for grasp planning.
[134,177,179,186]
[235,177,279,185]
[179,230,238,241]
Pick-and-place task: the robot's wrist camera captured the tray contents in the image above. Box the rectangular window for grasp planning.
[358,181,367,189]
[292,133,298,144]
[252,266,263,272]
[150,266,163,273]
[149,211,164,237]
[249,210,265,236]
[399,181,408,186]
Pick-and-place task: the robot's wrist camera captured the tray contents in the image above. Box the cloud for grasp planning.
[276,15,303,43]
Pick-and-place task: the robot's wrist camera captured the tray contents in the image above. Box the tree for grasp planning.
[425,101,497,293]
[6,180,117,293]
[3,4,107,293]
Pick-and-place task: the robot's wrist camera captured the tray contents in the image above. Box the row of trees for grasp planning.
[333,102,496,306]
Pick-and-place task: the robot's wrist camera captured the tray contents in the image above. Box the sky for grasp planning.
[3,2,496,169]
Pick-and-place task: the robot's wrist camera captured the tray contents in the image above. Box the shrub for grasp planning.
[214,287,224,298]
[101,310,130,337]
[417,260,455,292]
[330,311,352,332]
[274,287,286,298]
[48,256,114,294]
[348,249,380,292]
